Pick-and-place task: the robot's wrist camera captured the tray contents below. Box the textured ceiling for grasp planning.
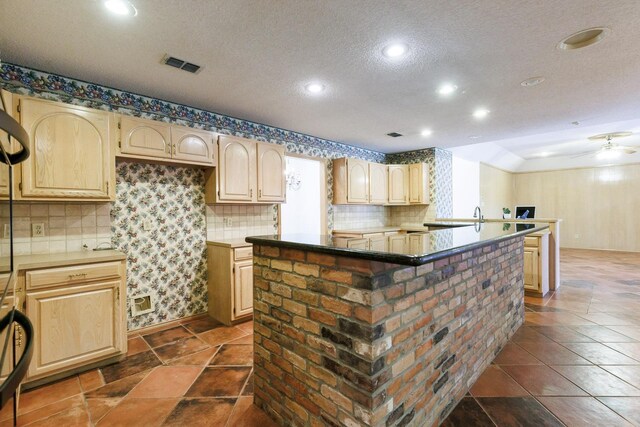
[1,0,639,155]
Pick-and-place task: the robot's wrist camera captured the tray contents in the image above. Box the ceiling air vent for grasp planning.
[387,132,403,138]
[162,55,202,74]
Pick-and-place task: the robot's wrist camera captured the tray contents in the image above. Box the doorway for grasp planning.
[280,155,326,235]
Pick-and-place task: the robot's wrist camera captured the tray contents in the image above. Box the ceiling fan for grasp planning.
[572,132,637,159]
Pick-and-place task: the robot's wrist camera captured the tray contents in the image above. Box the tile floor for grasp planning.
[2,248,639,426]
[0,316,275,426]
[443,248,640,426]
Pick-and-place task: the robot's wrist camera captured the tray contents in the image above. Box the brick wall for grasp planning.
[252,237,525,426]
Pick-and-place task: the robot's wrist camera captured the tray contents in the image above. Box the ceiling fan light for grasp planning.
[596,149,621,160]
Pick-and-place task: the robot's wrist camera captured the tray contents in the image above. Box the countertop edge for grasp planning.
[13,250,126,271]
[246,225,549,266]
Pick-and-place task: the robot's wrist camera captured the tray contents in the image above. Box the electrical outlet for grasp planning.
[574,234,581,239]
[32,223,45,237]
[143,219,152,231]
[224,217,233,227]
[2,224,9,238]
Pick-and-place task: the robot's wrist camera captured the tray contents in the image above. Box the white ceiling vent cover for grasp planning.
[131,294,155,316]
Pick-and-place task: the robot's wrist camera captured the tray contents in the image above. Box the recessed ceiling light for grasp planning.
[104,0,137,16]
[437,83,458,96]
[557,27,609,50]
[537,151,553,157]
[472,108,490,120]
[420,129,433,137]
[521,77,545,87]
[382,43,408,59]
[304,83,325,94]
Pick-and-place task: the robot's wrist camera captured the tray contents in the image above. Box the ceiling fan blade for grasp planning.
[623,148,637,154]
[611,145,637,154]
[570,151,596,159]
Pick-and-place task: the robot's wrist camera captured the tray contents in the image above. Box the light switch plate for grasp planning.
[2,224,9,238]
[32,223,45,237]
[143,219,152,231]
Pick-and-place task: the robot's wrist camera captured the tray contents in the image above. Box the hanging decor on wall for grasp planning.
[285,159,302,191]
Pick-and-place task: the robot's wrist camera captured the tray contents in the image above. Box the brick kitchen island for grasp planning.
[246,222,548,427]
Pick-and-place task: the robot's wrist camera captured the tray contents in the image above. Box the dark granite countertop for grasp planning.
[246,222,550,266]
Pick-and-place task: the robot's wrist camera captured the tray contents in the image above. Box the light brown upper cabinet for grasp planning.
[388,164,409,205]
[171,125,217,166]
[256,142,285,202]
[408,162,429,204]
[332,158,370,204]
[369,162,388,204]
[118,116,217,167]
[205,135,286,204]
[16,96,115,201]
[119,116,171,159]
[217,135,256,201]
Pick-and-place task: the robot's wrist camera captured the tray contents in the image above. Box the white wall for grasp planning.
[451,156,480,218]
[281,156,322,235]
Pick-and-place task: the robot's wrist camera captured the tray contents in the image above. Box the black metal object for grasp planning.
[0,309,34,410]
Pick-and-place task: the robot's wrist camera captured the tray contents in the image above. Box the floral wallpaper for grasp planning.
[112,161,208,329]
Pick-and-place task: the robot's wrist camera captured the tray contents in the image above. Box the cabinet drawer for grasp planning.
[26,262,122,290]
[234,247,253,260]
[524,237,539,248]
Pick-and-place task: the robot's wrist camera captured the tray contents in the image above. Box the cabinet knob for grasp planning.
[68,273,88,280]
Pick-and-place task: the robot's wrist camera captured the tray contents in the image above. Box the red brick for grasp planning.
[271,259,293,271]
[293,316,320,334]
[281,248,306,262]
[307,252,336,266]
[294,262,320,277]
[260,246,280,257]
[320,296,352,316]
[309,307,337,326]
[320,268,352,285]
[320,385,352,412]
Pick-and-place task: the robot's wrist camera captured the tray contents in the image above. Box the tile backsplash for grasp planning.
[332,205,390,230]
[206,204,278,241]
[388,204,437,226]
[2,202,112,256]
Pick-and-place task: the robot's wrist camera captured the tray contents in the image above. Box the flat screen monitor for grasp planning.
[515,206,535,219]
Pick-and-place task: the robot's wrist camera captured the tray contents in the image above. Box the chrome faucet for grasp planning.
[473,206,484,223]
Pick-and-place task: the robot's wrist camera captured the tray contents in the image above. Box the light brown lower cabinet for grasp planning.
[207,242,253,325]
[524,232,550,296]
[22,260,127,383]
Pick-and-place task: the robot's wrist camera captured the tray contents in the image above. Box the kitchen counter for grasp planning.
[247,222,549,266]
[250,222,533,426]
[206,239,252,248]
[11,249,126,271]
[331,222,472,235]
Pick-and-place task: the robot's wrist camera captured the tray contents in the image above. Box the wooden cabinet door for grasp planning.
[347,238,369,250]
[0,90,14,198]
[257,142,285,202]
[408,234,429,253]
[409,163,428,204]
[171,125,216,166]
[26,280,123,379]
[347,158,369,203]
[120,116,171,159]
[523,247,539,291]
[388,234,408,252]
[369,163,388,204]
[218,136,256,201]
[19,98,113,199]
[368,235,388,251]
[233,260,253,320]
[388,165,409,205]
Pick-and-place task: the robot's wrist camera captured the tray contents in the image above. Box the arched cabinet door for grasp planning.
[388,165,409,205]
[369,162,388,204]
[120,116,171,159]
[346,158,369,203]
[18,98,114,200]
[217,135,256,201]
[257,142,285,202]
[171,125,217,166]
